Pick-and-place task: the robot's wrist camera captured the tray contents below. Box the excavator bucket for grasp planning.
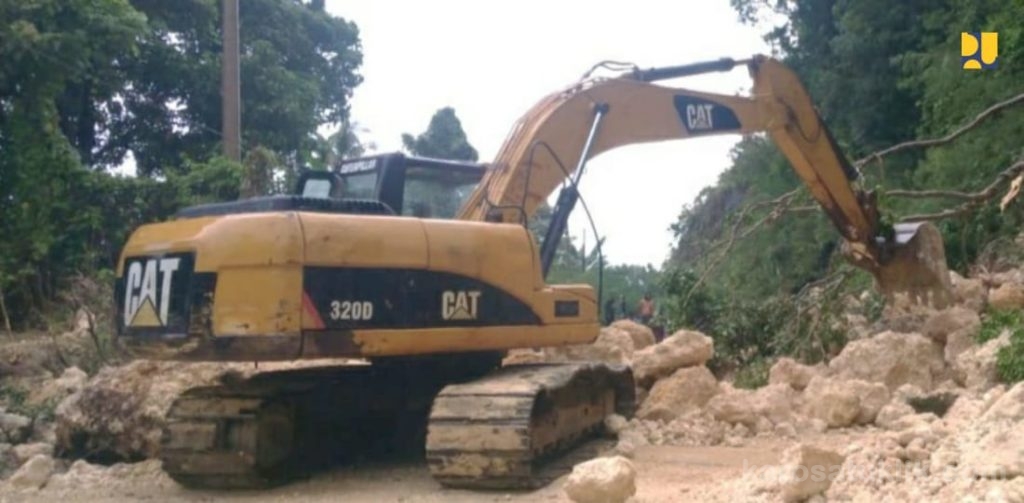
[845,222,954,308]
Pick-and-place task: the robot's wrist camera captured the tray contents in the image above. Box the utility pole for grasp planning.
[222,0,241,161]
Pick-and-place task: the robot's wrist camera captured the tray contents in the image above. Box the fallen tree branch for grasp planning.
[854,91,1024,169]
[900,159,1024,222]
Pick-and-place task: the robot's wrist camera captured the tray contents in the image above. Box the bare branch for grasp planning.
[884,189,978,200]
[683,188,802,303]
[899,159,1024,222]
[855,92,1024,169]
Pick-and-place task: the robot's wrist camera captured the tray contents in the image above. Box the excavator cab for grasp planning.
[295,153,486,219]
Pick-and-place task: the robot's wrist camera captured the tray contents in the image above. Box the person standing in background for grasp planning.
[603,297,616,325]
[618,294,628,321]
[638,293,655,325]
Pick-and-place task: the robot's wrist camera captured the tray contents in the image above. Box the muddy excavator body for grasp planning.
[114,54,952,491]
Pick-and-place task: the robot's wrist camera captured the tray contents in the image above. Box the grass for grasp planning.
[734,357,770,389]
[979,307,1024,343]
[977,307,1024,384]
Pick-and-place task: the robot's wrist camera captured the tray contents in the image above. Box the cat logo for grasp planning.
[685,103,715,131]
[962,32,998,70]
[123,257,180,328]
[441,290,481,320]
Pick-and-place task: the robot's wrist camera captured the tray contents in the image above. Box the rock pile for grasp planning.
[586,265,1024,502]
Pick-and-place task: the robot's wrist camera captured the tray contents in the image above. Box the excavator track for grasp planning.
[161,381,305,489]
[425,362,635,489]
[161,354,504,490]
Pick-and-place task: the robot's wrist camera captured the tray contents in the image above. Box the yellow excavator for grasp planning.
[113,54,951,490]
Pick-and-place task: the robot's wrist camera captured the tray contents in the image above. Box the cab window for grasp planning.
[402,166,480,219]
[337,170,378,199]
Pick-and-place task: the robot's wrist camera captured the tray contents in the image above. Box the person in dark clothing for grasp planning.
[618,295,628,320]
[603,297,616,325]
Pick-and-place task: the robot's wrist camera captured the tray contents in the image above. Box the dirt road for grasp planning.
[0,437,805,503]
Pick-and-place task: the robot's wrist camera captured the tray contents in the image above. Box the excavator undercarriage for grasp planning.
[159,356,634,490]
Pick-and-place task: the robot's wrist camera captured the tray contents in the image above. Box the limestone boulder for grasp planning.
[610,320,656,350]
[631,330,713,386]
[801,377,861,428]
[769,357,824,391]
[950,271,987,312]
[563,456,637,503]
[637,366,718,422]
[847,380,891,425]
[989,283,1024,311]
[778,444,845,502]
[828,331,945,390]
[875,400,915,430]
[922,306,981,366]
[54,360,245,461]
[7,454,55,490]
[28,367,89,408]
[955,332,1011,390]
[543,327,636,364]
[707,389,758,427]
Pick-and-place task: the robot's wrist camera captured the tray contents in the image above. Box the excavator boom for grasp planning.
[458,54,951,305]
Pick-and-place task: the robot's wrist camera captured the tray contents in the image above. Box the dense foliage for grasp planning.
[401,107,479,162]
[0,0,363,327]
[663,0,1024,367]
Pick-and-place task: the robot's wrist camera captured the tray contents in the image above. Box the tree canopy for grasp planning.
[662,0,1024,370]
[0,0,364,326]
[401,107,479,161]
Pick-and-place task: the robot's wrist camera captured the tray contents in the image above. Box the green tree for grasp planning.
[58,0,364,176]
[0,0,366,327]
[401,107,479,161]
[0,0,146,322]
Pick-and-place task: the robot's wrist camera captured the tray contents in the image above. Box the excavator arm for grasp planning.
[457,55,951,304]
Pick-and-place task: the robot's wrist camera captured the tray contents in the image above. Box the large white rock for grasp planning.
[828,331,945,390]
[801,377,861,428]
[962,426,1024,479]
[637,366,718,422]
[55,360,247,461]
[769,357,824,391]
[875,399,916,430]
[13,443,53,465]
[982,381,1024,422]
[778,444,845,502]
[563,456,637,503]
[953,383,1024,479]
[847,380,891,425]
[950,271,987,312]
[8,454,55,490]
[955,332,1011,390]
[707,389,758,427]
[29,367,89,407]
[922,306,981,366]
[0,411,32,444]
[610,320,656,350]
[631,330,713,386]
[706,384,796,428]
[753,383,798,425]
[989,283,1024,310]
[544,327,636,364]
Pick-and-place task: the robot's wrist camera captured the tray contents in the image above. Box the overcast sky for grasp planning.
[326,0,776,267]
